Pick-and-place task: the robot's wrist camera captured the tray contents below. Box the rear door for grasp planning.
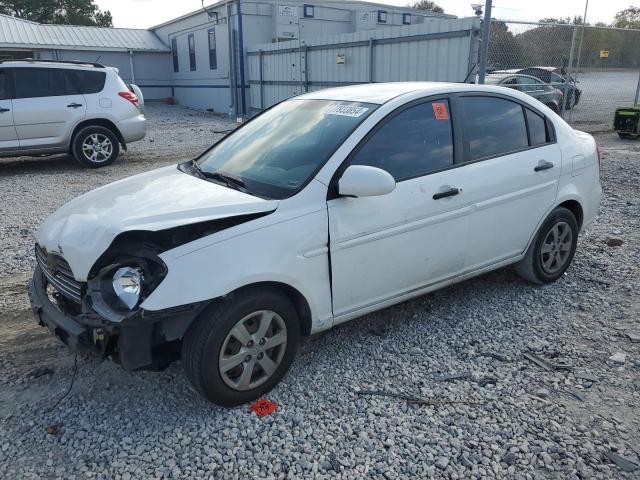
[11,67,86,149]
[455,94,561,272]
[0,69,18,150]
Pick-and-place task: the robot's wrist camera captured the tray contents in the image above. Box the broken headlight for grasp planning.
[112,266,144,310]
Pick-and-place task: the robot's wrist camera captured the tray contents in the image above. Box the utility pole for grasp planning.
[478,0,493,84]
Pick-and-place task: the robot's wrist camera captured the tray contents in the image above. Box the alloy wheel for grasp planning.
[540,221,573,275]
[82,133,113,164]
[218,310,287,391]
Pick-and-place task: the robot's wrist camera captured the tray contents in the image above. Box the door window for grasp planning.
[350,100,454,181]
[171,38,179,72]
[460,96,528,160]
[13,68,67,99]
[208,29,217,70]
[65,70,106,94]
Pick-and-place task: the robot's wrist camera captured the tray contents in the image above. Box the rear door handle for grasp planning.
[67,103,83,108]
[433,187,461,200]
[534,161,554,172]
[0,108,9,113]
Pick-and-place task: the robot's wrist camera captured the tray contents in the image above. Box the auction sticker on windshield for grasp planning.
[326,104,370,117]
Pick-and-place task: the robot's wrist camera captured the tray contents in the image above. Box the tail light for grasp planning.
[118,91,139,108]
[596,144,601,170]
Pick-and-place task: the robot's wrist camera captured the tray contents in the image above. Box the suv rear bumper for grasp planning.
[119,114,146,144]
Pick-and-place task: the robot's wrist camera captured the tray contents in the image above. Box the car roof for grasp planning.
[297,81,535,105]
[484,73,540,84]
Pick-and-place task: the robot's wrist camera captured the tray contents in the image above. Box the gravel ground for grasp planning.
[0,106,639,479]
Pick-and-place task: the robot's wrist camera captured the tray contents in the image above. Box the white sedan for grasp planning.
[28,82,601,406]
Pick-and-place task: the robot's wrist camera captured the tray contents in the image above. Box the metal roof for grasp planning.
[0,14,169,52]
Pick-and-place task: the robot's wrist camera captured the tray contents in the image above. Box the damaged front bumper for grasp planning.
[27,265,205,370]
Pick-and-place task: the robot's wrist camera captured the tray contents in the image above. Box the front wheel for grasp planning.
[515,207,578,284]
[182,288,300,406]
[72,126,120,168]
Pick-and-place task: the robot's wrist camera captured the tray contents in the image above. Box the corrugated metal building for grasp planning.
[150,0,453,115]
[0,2,474,114]
[0,13,172,99]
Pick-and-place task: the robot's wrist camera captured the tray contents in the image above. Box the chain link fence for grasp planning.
[485,20,640,132]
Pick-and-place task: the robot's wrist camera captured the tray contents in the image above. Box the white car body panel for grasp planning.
[33,82,602,335]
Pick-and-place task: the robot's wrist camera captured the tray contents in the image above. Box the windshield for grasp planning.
[195,99,377,199]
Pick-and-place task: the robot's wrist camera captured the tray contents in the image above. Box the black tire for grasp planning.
[182,287,300,406]
[71,125,120,168]
[515,207,578,284]
[618,132,639,140]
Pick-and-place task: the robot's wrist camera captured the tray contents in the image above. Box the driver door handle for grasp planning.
[534,160,554,172]
[67,103,83,109]
[0,108,9,113]
[433,187,461,200]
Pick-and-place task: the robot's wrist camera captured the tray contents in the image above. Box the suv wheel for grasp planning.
[515,207,578,284]
[72,126,120,168]
[182,288,300,406]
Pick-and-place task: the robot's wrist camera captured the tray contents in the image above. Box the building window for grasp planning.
[171,37,179,72]
[377,10,387,23]
[208,29,217,70]
[402,13,411,25]
[188,34,196,71]
[303,5,314,18]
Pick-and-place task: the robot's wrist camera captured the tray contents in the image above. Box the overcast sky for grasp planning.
[95,0,631,30]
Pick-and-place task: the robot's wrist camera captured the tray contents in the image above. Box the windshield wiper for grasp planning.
[191,160,249,193]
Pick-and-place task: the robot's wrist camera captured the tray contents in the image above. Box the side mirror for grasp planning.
[338,165,396,198]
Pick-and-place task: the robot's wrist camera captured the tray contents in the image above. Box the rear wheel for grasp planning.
[72,125,119,168]
[515,207,578,284]
[182,288,300,406]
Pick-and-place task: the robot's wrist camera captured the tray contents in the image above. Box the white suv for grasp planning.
[28,83,601,406]
[0,60,145,168]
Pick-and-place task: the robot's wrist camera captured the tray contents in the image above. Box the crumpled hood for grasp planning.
[35,165,277,280]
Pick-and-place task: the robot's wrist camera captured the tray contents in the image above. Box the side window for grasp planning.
[517,77,541,92]
[14,68,66,99]
[171,38,179,72]
[351,100,454,181]
[460,96,528,160]
[65,70,106,95]
[188,34,196,71]
[208,29,217,70]
[525,108,548,146]
[0,70,7,100]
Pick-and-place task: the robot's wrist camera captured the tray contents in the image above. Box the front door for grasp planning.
[11,67,86,149]
[457,95,561,272]
[0,70,18,150]
[328,98,471,318]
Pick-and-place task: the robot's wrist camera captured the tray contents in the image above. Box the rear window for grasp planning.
[525,108,548,146]
[66,70,106,95]
[14,68,67,99]
[460,96,529,160]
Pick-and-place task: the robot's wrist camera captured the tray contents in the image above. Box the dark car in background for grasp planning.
[493,67,582,109]
[484,73,565,112]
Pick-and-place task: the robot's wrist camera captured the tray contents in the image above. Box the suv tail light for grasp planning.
[118,91,139,108]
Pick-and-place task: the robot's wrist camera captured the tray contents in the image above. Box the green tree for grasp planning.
[411,1,444,14]
[0,0,112,26]
[613,6,640,29]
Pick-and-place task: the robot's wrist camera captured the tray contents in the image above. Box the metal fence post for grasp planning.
[634,70,640,106]
[560,26,578,119]
[368,38,375,83]
[302,45,309,92]
[478,0,493,84]
[259,49,264,109]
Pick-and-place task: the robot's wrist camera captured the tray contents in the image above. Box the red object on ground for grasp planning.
[250,399,278,416]
[166,97,176,105]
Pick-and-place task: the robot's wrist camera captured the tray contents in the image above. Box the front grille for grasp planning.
[35,244,84,303]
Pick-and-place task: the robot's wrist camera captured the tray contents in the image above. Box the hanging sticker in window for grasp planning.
[432,102,449,120]
[326,104,369,118]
